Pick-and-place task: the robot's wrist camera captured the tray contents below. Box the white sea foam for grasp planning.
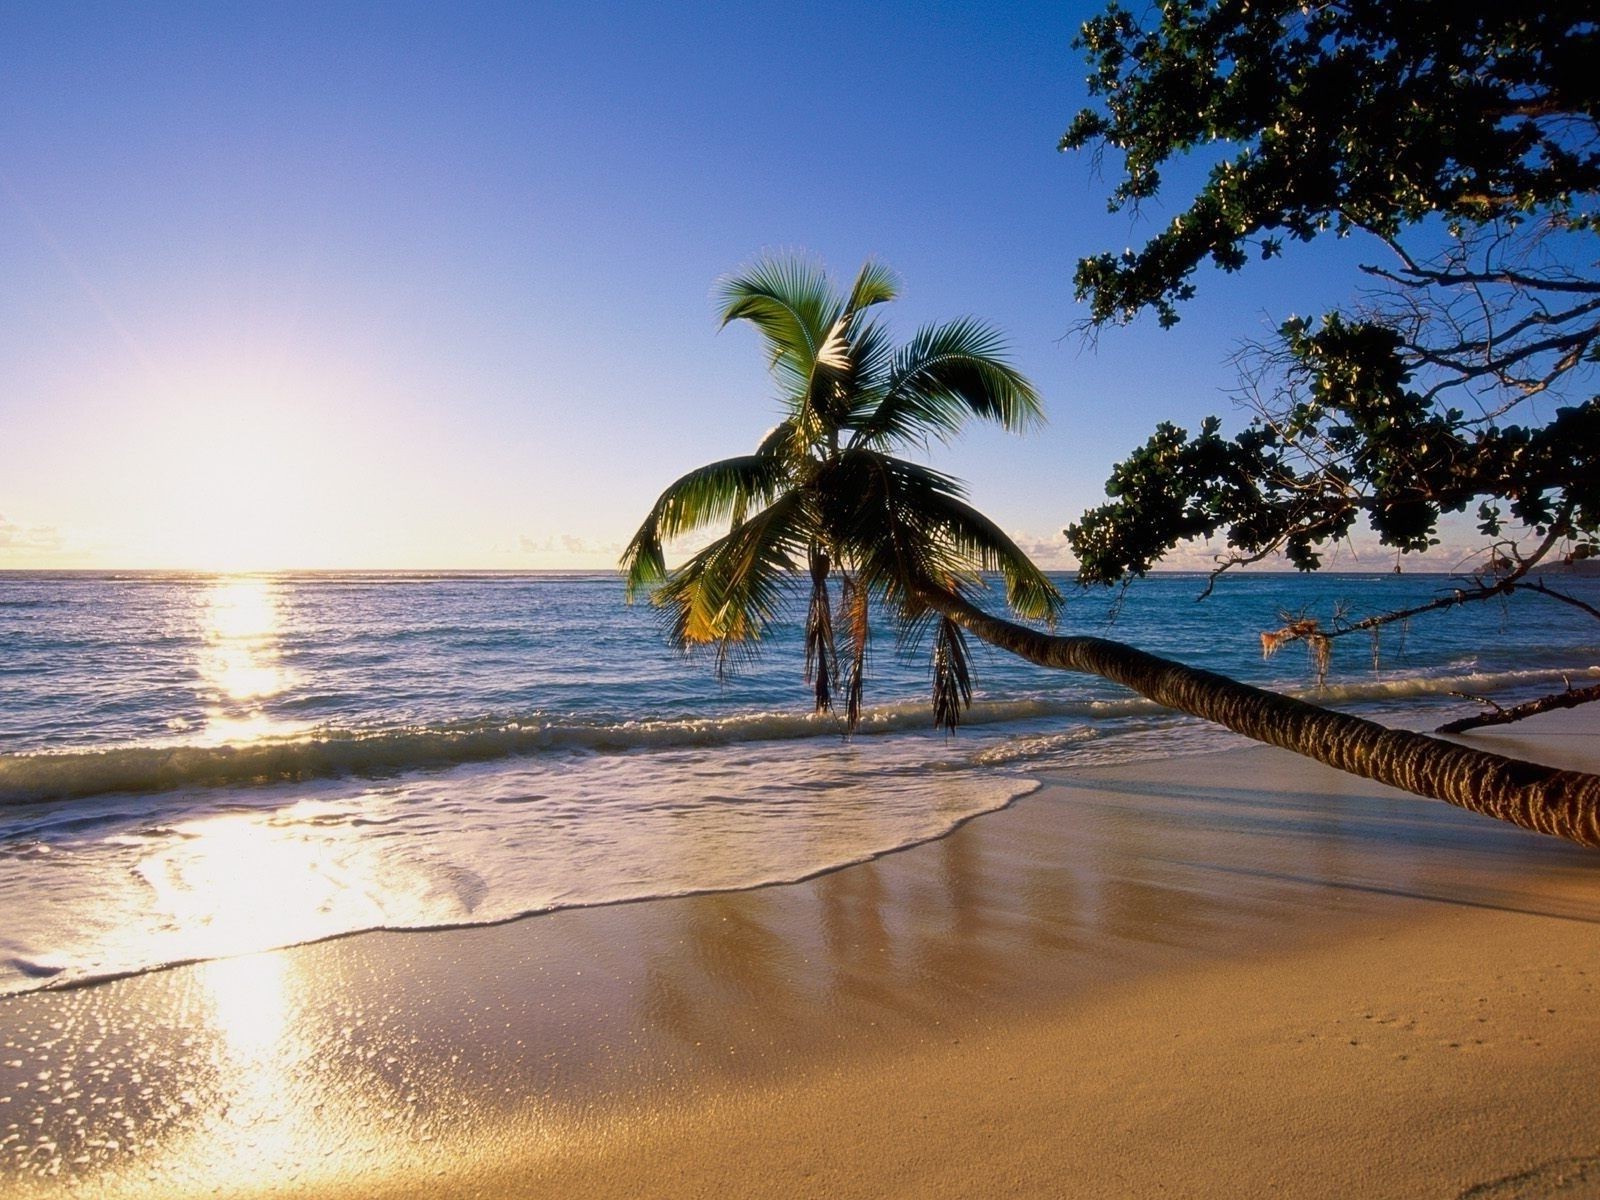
[0,735,1038,997]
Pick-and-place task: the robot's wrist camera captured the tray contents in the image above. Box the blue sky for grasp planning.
[0,0,1391,570]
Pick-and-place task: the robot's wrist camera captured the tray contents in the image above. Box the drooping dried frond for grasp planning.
[804,544,837,712]
[838,573,872,730]
[1260,615,1333,683]
[931,616,974,733]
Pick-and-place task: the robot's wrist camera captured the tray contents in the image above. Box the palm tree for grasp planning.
[622,256,1600,847]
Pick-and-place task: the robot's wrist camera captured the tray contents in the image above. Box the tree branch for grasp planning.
[1439,680,1600,734]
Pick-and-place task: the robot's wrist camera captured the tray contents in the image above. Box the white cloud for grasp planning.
[1098,527,1534,578]
[1005,529,1078,571]
[0,514,66,556]
[516,533,625,562]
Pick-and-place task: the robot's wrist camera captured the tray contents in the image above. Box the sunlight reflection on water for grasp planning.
[196,578,304,744]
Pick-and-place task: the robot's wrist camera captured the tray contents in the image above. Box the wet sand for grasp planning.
[2,708,1597,1198]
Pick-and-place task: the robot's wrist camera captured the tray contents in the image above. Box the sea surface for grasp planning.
[1,569,1596,995]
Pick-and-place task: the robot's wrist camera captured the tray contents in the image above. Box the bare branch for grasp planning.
[1359,262,1600,297]
[1438,680,1600,734]
[1520,579,1600,623]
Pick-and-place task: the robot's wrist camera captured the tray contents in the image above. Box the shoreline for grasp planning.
[3,708,1598,1197]
[0,778,1044,1003]
[6,659,1598,1003]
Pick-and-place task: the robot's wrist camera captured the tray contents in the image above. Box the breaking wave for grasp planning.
[2,663,1591,806]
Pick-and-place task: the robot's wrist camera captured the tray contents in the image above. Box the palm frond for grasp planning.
[717,256,836,402]
[930,617,974,733]
[753,417,817,469]
[843,260,901,321]
[654,491,812,676]
[754,419,799,457]
[821,449,976,597]
[847,317,895,384]
[901,487,1063,623]
[850,318,1043,449]
[621,454,791,600]
[821,449,1060,623]
[838,319,894,429]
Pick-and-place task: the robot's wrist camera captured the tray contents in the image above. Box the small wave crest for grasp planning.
[970,726,1101,766]
[0,695,1142,806]
[3,662,1590,806]
[1311,663,1599,704]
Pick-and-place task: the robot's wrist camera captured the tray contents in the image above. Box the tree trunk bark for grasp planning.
[923,588,1600,848]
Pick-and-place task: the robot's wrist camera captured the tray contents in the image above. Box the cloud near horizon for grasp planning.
[0,514,67,560]
[517,533,626,562]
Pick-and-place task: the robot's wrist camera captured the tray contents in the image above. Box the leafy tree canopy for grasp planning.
[1061,0,1600,596]
[1064,0,1598,327]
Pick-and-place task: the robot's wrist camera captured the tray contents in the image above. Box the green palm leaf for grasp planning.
[850,319,1042,449]
[843,260,900,320]
[717,257,836,400]
[654,491,813,675]
[898,483,1062,622]
[621,454,791,600]
[825,449,1059,638]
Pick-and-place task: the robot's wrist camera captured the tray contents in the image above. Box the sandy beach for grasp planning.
[3,707,1598,1199]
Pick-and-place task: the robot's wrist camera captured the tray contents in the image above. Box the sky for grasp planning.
[0,0,1437,572]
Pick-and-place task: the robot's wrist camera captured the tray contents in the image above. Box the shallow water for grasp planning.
[1,569,1595,994]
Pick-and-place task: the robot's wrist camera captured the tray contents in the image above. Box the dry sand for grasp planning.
[2,708,1597,1198]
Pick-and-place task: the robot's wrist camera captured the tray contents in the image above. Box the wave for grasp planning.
[2,663,1591,806]
[0,697,1128,806]
[1311,663,1599,704]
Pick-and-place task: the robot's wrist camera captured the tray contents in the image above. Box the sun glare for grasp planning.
[197,577,304,744]
[137,817,302,957]
[115,380,349,571]
[203,951,290,1062]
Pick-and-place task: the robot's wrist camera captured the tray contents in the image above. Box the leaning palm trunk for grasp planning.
[624,256,1600,850]
[925,587,1600,848]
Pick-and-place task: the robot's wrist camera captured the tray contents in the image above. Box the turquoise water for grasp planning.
[1,569,1595,994]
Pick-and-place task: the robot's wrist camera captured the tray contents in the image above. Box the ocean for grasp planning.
[2,569,1595,996]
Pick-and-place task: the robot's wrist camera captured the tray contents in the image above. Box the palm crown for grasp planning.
[621,256,1062,729]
